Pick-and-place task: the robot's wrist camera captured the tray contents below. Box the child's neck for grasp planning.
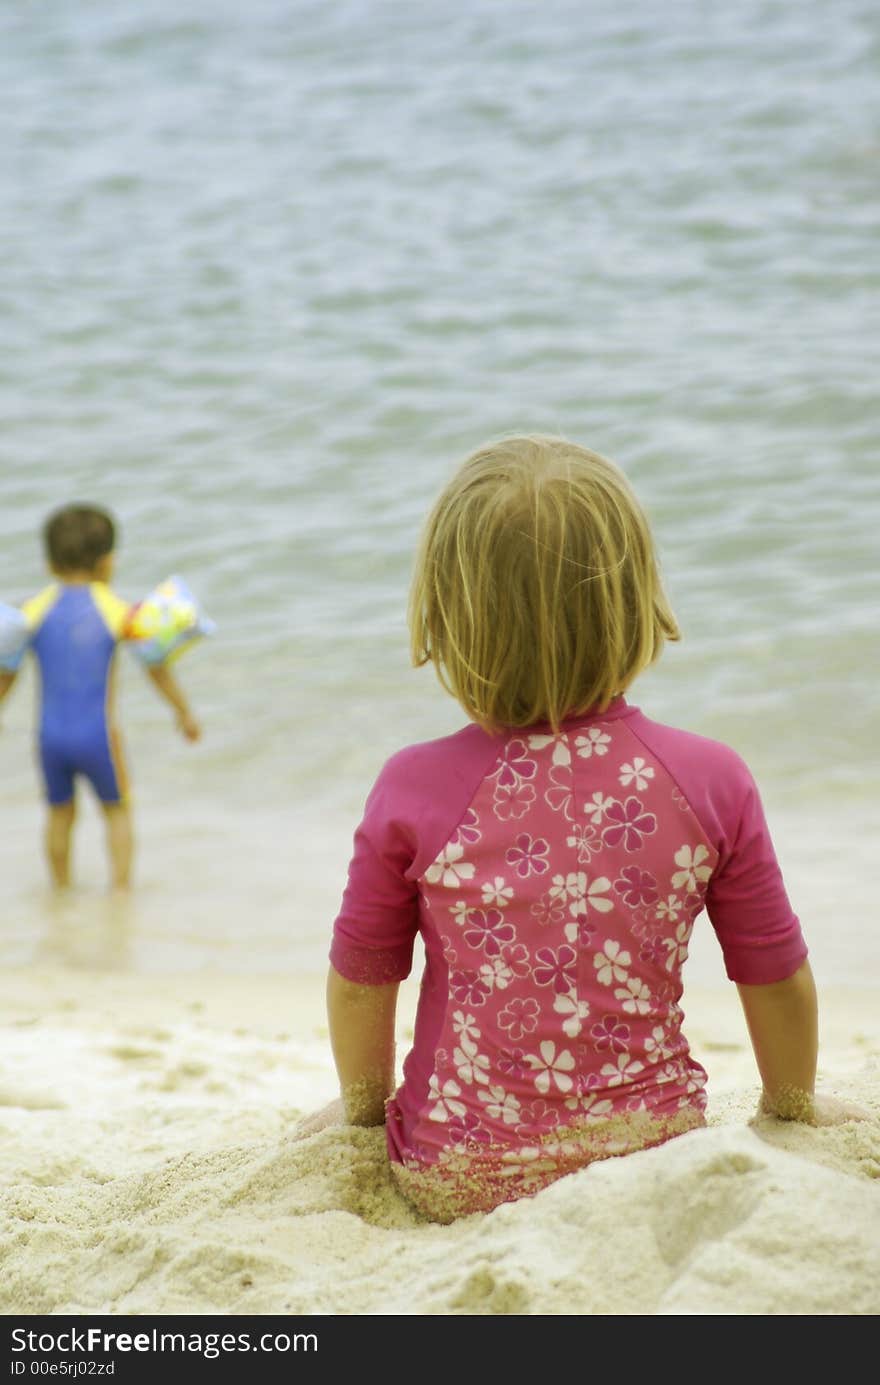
[52,570,104,586]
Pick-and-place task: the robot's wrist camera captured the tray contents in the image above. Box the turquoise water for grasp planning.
[1,0,877,984]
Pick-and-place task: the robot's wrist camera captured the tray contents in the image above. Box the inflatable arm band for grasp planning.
[124,576,216,667]
[0,602,30,672]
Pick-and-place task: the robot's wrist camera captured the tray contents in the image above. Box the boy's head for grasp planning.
[43,505,117,580]
[409,434,680,732]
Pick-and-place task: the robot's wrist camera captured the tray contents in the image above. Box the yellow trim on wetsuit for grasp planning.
[90,582,133,640]
[21,584,61,632]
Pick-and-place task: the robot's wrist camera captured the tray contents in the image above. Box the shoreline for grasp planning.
[2,962,877,1065]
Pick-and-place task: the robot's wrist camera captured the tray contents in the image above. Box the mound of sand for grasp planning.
[1,968,877,1316]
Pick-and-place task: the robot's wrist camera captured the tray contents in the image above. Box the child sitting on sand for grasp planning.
[298,434,863,1223]
[0,504,202,892]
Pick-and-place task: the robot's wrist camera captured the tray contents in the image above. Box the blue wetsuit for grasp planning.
[18,582,131,806]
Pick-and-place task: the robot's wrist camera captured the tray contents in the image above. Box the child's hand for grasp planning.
[176,710,201,742]
[290,1097,346,1140]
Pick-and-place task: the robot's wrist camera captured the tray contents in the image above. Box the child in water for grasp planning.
[0,504,202,892]
[299,434,863,1223]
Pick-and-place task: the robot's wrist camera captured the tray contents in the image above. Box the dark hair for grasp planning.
[43,505,117,574]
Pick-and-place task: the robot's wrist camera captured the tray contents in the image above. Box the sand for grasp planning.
[0,964,878,1317]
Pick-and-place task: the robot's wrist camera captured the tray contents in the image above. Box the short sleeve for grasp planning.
[90,584,133,641]
[705,769,807,985]
[330,766,420,985]
[0,587,59,671]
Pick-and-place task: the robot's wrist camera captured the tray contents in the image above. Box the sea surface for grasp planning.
[1,0,877,986]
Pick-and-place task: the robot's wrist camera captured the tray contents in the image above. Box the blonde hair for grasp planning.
[408,434,680,732]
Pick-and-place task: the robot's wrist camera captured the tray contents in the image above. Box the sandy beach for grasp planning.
[1,962,877,1317]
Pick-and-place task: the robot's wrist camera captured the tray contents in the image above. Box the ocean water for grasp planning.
[1,0,877,986]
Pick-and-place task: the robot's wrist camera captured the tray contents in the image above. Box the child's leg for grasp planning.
[102,803,134,891]
[45,801,75,889]
[83,723,133,892]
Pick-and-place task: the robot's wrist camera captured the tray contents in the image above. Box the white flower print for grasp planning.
[566,822,602,861]
[500,1145,542,1167]
[481,876,513,908]
[663,921,691,972]
[527,733,572,767]
[550,872,613,917]
[618,757,655,791]
[575,728,611,758]
[549,872,584,903]
[564,1091,615,1120]
[623,1094,650,1116]
[540,1132,583,1160]
[477,1084,521,1125]
[449,900,470,927]
[679,1069,705,1096]
[644,1025,675,1063]
[479,955,519,991]
[657,1060,681,1085]
[582,875,614,915]
[667,1000,685,1034]
[454,1045,491,1085]
[593,940,632,986]
[451,1011,481,1048]
[425,842,475,888]
[427,1075,466,1122]
[671,843,713,893]
[614,976,652,1016]
[600,1053,645,1086]
[524,1041,576,1094]
[553,992,591,1038]
[655,894,684,923]
[585,791,614,824]
[667,1002,687,1035]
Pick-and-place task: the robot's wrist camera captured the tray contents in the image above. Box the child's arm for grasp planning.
[736,959,817,1118]
[327,964,399,1125]
[737,959,866,1124]
[145,663,201,741]
[292,967,399,1138]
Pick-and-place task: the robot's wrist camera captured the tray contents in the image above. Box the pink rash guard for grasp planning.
[330,698,807,1220]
